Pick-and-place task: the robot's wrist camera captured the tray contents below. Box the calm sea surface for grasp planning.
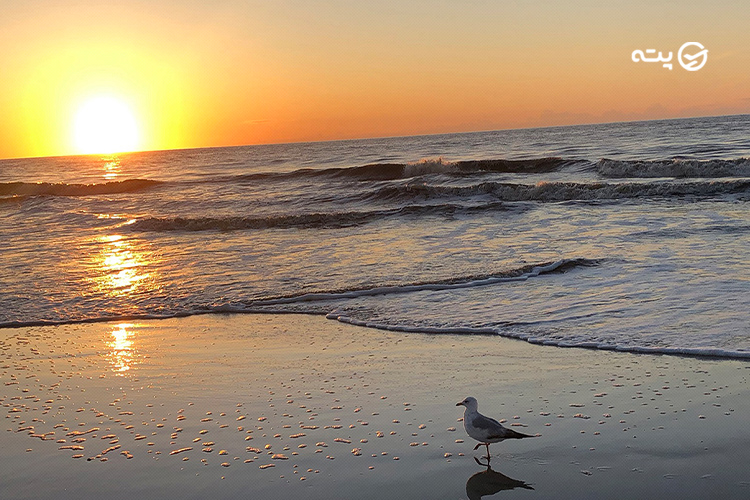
[2,115,750,358]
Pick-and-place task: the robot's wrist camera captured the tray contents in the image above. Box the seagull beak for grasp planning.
[456,402,463,406]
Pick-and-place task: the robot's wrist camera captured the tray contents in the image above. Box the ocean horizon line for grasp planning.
[3,112,748,162]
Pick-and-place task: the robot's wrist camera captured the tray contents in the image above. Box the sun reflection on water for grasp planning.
[88,233,160,375]
[103,156,122,180]
[108,323,136,374]
[95,234,151,295]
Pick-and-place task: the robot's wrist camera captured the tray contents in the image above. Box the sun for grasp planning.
[73,96,140,154]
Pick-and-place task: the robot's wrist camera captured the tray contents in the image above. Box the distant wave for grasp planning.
[201,156,750,185]
[362,179,750,203]
[209,157,575,184]
[597,158,750,178]
[0,179,162,197]
[128,178,750,233]
[128,202,511,232]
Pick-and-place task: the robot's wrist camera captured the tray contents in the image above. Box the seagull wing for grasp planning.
[471,413,507,432]
[473,413,533,440]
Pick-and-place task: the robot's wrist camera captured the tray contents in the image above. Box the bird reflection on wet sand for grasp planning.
[466,461,534,499]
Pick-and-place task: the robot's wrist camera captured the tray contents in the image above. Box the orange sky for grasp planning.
[1,1,748,159]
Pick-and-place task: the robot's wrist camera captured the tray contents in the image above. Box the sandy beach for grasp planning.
[1,314,748,499]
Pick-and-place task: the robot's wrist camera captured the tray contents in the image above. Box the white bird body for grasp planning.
[456,396,534,459]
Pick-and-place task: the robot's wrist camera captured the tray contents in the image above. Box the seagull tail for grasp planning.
[506,428,534,439]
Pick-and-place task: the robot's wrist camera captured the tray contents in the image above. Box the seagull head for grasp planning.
[456,396,478,410]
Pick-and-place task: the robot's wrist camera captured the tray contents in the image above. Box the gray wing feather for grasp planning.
[474,413,533,439]
[472,413,506,431]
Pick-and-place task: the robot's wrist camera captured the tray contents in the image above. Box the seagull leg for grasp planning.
[473,443,482,451]
[484,443,491,461]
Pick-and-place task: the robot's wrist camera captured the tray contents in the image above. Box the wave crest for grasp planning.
[214,157,573,184]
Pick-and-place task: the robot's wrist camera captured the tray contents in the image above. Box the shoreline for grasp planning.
[3,309,749,361]
[2,313,749,499]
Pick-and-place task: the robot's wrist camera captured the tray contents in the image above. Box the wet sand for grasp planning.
[1,314,749,499]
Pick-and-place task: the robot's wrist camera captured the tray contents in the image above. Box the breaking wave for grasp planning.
[242,259,599,305]
[214,157,575,183]
[202,156,750,185]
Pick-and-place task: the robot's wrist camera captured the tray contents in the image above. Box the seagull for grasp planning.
[456,396,534,460]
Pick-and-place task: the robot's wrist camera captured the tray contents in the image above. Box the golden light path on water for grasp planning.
[102,156,122,180]
[97,234,149,293]
[89,225,162,375]
[95,234,149,375]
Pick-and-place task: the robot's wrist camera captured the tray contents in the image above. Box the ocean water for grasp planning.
[2,114,750,358]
